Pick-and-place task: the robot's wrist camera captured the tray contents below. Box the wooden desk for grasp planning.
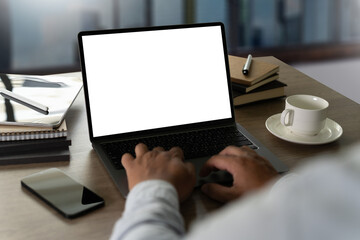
[1,57,359,239]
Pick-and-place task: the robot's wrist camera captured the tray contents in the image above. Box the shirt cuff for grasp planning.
[125,179,180,212]
[110,180,185,240]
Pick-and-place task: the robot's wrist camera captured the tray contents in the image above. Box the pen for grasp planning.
[242,54,252,75]
[0,89,49,115]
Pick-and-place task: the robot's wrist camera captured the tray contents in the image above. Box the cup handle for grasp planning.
[280,109,293,126]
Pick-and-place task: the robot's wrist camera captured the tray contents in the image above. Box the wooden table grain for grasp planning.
[1,57,359,239]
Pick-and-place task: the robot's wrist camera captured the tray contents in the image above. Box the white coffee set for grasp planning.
[266,94,343,145]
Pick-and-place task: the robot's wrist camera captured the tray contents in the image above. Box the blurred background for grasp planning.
[1,0,359,102]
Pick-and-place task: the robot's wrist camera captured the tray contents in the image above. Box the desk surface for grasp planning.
[1,57,359,240]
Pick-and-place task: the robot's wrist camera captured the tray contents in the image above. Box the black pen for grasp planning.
[0,89,49,115]
[242,54,252,75]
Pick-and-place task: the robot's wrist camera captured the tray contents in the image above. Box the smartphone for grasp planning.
[21,168,104,219]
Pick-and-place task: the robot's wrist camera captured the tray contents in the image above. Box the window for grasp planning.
[1,0,359,73]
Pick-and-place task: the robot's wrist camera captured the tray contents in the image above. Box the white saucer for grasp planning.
[265,114,343,145]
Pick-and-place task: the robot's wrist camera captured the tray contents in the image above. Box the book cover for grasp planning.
[231,73,279,93]
[229,55,279,86]
[232,80,287,106]
[0,137,71,155]
[0,147,70,165]
[0,120,67,141]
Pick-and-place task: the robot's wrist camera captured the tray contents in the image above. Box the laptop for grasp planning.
[78,22,288,197]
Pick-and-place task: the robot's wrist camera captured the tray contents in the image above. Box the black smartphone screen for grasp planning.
[21,168,104,218]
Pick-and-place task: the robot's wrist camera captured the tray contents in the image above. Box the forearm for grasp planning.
[110,180,185,240]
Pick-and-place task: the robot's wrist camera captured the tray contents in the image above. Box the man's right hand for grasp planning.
[122,143,196,202]
[200,146,278,203]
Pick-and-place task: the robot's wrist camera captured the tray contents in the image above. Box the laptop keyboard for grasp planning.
[101,126,257,170]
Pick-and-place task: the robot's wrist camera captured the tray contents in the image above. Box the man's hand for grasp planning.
[122,143,196,202]
[200,146,278,203]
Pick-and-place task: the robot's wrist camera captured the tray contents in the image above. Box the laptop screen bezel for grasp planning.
[78,22,236,143]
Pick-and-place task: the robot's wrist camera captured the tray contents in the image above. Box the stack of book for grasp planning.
[0,120,71,165]
[228,55,286,106]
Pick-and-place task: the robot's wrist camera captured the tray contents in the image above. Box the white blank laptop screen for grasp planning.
[82,25,232,138]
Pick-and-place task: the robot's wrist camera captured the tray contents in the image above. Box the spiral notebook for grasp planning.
[0,120,67,141]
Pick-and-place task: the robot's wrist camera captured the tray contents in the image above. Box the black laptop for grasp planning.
[78,22,288,197]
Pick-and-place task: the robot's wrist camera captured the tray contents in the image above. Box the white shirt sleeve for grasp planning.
[109,180,185,240]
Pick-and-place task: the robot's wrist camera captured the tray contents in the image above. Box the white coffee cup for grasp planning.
[280,95,329,136]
